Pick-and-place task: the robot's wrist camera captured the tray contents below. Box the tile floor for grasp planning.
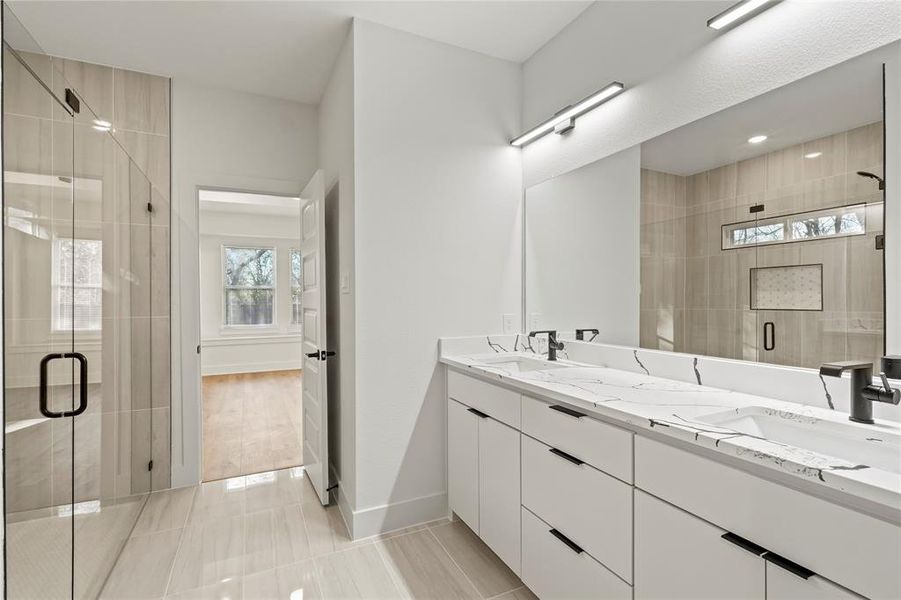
[202,371,304,481]
[100,467,533,600]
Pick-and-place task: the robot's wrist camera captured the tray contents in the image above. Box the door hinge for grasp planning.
[65,88,80,114]
[148,460,154,472]
[196,344,201,355]
[875,234,885,250]
[147,202,154,213]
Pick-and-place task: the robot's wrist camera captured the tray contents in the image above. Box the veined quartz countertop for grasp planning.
[440,342,901,517]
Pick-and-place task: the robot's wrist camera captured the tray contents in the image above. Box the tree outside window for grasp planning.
[224,246,275,326]
[290,249,302,326]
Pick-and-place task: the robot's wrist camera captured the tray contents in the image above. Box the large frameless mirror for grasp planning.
[524,40,894,372]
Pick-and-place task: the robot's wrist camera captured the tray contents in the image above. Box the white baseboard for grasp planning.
[348,491,448,540]
[201,360,301,376]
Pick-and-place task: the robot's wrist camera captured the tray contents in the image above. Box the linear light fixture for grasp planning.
[707,0,777,30]
[511,82,624,147]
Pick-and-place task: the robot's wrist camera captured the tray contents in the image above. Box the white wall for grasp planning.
[522,1,901,188]
[317,28,357,523]
[886,44,901,354]
[171,80,318,487]
[525,146,640,344]
[198,209,302,376]
[351,20,522,536]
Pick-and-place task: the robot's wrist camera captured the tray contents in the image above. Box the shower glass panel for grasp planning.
[3,5,157,597]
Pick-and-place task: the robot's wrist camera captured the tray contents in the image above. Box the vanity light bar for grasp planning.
[707,0,778,30]
[510,82,625,147]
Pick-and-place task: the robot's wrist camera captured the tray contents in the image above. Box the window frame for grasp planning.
[289,247,303,330]
[721,203,870,250]
[220,244,278,330]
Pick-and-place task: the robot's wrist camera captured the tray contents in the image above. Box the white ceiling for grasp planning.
[199,190,301,217]
[640,44,890,176]
[8,1,591,104]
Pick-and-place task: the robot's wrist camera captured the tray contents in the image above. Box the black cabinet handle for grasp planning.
[549,447,583,466]
[39,352,89,418]
[764,552,815,580]
[548,404,585,419]
[763,321,775,351]
[548,529,583,554]
[721,532,767,557]
[467,407,489,419]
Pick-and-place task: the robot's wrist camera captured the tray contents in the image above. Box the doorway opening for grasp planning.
[198,189,304,481]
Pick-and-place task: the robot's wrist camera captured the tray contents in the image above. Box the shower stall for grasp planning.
[3,6,170,597]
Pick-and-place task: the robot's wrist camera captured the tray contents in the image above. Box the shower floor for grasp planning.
[6,495,147,599]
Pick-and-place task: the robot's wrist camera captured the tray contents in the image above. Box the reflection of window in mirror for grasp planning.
[638,46,887,371]
[53,238,103,332]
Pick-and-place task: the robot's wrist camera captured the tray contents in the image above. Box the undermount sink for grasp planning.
[697,407,901,474]
[478,355,570,373]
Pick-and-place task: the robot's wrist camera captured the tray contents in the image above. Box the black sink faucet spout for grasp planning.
[819,360,901,424]
[529,330,564,362]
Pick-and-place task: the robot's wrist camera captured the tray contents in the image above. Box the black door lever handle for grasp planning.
[305,352,320,359]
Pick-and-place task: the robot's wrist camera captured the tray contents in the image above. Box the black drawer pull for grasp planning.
[548,529,583,554]
[467,407,489,419]
[549,447,584,466]
[721,532,767,557]
[548,404,585,419]
[764,552,815,580]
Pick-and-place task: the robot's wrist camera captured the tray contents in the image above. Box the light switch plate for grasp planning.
[502,313,515,334]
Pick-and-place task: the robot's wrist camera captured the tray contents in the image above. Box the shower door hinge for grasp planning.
[749,204,765,214]
[64,88,80,114]
[147,202,154,213]
[148,460,154,472]
[875,235,885,250]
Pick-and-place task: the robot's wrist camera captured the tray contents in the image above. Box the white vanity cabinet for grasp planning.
[447,371,522,575]
[634,490,765,599]
[445,367,891,600]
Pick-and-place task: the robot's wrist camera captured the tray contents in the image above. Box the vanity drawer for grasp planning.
[521,395,632,482]
[447,370,520,428]
[521,506,631,600]
[635,436,901,600]
[522,434,632,582]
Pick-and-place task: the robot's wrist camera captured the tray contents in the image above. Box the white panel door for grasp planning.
[447,399,479,532]
[479,416,521,575]
[300,170,330,505]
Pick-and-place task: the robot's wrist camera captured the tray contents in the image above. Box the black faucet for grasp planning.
[529,330,564,361]
[819,360,901,424]
[575,328,599,341]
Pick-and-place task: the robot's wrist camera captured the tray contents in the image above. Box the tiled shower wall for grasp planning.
[4,49,170,511]
[640,121,884,370]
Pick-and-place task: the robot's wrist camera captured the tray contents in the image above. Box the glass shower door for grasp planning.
[3,43,77,599]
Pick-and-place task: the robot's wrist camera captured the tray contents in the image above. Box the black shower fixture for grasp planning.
[856,171,885,191]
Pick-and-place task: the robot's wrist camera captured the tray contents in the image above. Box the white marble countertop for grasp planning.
[440,343,901,516]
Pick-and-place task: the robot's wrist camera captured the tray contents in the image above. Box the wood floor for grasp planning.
[101,468,535,600]
[202,370,303,482]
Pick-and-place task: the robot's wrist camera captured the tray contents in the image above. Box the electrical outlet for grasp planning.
[502,313,515,334]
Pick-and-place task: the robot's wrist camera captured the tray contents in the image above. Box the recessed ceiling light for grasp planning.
[511,82,625,147]
[804,152,823,159]
[707,0,778,30]
[748,135,768,144]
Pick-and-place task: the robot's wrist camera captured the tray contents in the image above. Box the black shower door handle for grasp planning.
[763,322,775,352]
[39,352,89,418]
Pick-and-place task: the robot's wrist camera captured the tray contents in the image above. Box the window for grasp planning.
[722,204,869,249]
[54,238,103,331]
[290,249,302,325]
[223,246,275,326]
